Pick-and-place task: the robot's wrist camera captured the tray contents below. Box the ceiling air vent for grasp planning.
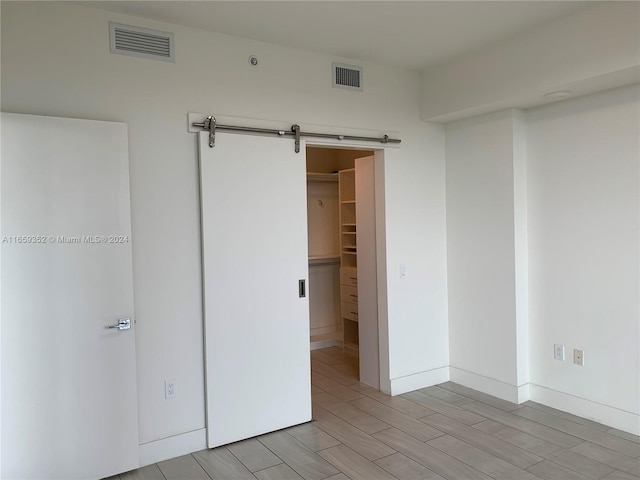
[109,22,175,62]
[332,63,363,91]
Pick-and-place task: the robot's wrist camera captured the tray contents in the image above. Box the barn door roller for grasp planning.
[192,116,400,153]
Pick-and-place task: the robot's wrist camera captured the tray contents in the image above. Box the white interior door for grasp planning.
[199,131,311,448]
[1,113,138,479]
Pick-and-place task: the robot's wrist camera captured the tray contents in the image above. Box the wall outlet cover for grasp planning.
[165,379,177,399]
[573,349,584,366]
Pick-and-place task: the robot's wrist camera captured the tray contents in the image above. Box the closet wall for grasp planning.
[307,148,373,173]
[307,173,340,344]
[306,147,372,349]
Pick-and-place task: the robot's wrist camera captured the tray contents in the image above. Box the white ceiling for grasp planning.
[84,1,591,71]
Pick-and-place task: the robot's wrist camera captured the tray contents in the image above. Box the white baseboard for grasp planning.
[449,367,529,404]
[310,339,341,350]
[310,325,340,337]
[390,366,450,395]
[517,383,530,404]
[529,384,640,435]
[139,428,207,467]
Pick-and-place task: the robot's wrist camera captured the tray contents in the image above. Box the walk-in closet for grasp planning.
[306,146,380,389]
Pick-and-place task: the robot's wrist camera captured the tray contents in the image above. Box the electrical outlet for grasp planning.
[165,379,177,399]
[554,344,565,361]
[573,349,584,366]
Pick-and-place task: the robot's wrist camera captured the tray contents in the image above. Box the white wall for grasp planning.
[445,110,529,402]
[444,86,639,433]
[421,2,640,122]
[526,85,639,433]
[1,1,449,458]
[384,132,450,395]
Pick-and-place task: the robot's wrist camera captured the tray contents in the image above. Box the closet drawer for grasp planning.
[341,301,359,322]
[340,285,358,305]
[340,267,358,287]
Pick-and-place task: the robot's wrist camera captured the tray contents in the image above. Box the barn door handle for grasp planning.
[299,279,306,298]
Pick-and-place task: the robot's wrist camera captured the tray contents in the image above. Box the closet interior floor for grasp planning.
[110,346,640,480]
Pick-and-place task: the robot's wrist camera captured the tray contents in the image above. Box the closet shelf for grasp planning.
[309,254,340,266]
[341,200,356,204]
[307,173,338,183]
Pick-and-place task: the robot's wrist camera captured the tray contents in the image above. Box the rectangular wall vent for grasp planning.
[332,63,363,91]
[110,22,175,62]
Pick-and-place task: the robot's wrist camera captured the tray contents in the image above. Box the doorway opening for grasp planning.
[305,145,380,390]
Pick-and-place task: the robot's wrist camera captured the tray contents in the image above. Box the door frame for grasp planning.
[305,140,393,394]
[189,109,398,420]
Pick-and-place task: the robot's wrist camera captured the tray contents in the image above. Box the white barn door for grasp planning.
[199,132,311,447]
[1,113,139,479]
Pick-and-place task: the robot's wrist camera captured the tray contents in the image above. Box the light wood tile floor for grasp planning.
[108,347,639,480]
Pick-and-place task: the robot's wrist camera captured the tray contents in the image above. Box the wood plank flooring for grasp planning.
[111,347,639,480]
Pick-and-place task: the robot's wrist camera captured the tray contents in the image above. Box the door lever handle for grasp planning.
[106,317,131,331]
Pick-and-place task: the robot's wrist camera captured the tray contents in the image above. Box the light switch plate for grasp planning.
[554,344,565,361]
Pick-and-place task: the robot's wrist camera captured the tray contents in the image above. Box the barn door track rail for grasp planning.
[192,116,401,153]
